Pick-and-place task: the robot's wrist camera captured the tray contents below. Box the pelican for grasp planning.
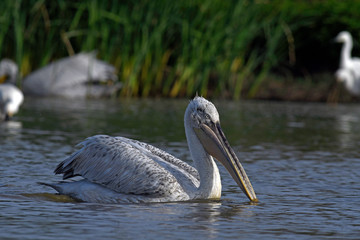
[0,59,24,121]
[42,97,258,203]
[2,52,120,98]
[335,31,360,96]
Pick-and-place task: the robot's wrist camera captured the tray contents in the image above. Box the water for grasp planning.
[1,98,359,239]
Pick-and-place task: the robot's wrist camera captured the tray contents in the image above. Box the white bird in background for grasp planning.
[335,31,360,96]
[23,52,120,98]
[42,97,258,203]
[1,52,120,99]
[0,59,24,121]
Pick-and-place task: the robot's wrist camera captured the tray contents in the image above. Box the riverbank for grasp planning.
[1,0,360,100]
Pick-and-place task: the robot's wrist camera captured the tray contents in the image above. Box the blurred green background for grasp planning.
[1,0,359,100]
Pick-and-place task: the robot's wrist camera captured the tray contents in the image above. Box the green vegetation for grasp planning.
[1,0,360,100]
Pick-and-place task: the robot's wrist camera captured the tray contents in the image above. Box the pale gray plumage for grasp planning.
[20,52,120,98]
[335,31,360,96]
[43,97,257,203]
[52,136,199,203]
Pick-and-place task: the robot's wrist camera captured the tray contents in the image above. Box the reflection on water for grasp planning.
[336,112,360,149]
[1,98,360,239]
[0,121,22,138]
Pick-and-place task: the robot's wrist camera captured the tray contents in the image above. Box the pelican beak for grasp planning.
[194,122,258,202]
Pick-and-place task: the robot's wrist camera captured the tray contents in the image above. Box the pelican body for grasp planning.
[44,97,257,203]
[335,31,360,96]
[23,52,119,98]
[1,53,119,99]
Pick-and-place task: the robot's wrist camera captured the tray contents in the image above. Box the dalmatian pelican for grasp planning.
[42,97,258,203]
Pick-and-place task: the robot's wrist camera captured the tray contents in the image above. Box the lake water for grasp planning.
[1,97,359,239]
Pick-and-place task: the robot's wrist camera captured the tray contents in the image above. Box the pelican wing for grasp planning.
[55,135,199,197]
[122,136,199,180]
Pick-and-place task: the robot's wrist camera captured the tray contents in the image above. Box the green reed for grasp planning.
[1,0,359,98]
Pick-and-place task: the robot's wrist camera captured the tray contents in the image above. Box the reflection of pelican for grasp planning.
[43,97,257,203]
[2,52,120,98]
[335,31,360,96]
[0,60,24,120]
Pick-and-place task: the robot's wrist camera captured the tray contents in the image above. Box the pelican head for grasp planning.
[185,97,257,202]
[335,31,352,44]
[0,59,18,84]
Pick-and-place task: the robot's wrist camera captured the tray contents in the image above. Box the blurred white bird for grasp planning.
[2,52,120,99]
[0,60,24,121]
[335,31,360,96]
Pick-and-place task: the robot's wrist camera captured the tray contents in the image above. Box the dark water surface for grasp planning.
[1,98,359,239]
